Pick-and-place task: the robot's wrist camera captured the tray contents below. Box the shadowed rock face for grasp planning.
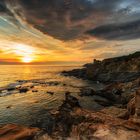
[62,51,140,83]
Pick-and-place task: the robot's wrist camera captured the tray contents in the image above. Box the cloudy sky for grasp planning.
[0,0,140,65]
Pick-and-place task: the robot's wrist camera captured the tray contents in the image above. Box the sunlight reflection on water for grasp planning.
[0,65,103,127]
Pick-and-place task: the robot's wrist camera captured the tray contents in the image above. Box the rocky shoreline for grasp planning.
[62,51,140,83]
[1,92,140,140]
[1,52,140,139]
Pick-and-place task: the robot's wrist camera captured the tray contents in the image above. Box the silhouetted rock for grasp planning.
[63,51,140,83]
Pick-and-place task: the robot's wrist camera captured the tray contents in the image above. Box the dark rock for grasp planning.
[47,81,60,86]
[6,105,12,109]
[64,92,81,108]
[79,88,96,97]
[62,68,86,79]
[0,90,11,97]
[7,87,16,91]
[31,85,34,88]
[94,95,112,106]
[32,90,38,92]
[95,90,117,103]
[50,92,82,137]
[63,83,66,86]
[19,88,29,93]
[17,80,26,83]
[62,51,140,83]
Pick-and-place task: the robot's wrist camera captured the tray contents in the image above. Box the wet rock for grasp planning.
[79,87,96,97]
[0,90,11,97]
[31,85,34,88]
[6,105,13,109]
[62,68,86,79]
[7,87,16,91]
[95,90,117,103]
[17,80,27,83]
[47,81,60,86]
[64,92,81,109]
[32,90,38,92]
[15,85,21,89]
[7,83,20,90]
[19,88,29,93]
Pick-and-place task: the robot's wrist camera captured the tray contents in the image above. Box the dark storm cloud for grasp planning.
[3,0,140,41]
[86,20,140,40]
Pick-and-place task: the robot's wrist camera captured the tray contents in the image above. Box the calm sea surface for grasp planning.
[0,65,103,127]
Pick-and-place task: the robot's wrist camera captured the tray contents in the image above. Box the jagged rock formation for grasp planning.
[62,51,140,83]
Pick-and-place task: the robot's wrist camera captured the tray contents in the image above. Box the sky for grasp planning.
[0,0,140,65]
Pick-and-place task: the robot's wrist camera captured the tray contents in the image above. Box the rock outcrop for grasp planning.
[1,93,140,140]
[62,51,140,83]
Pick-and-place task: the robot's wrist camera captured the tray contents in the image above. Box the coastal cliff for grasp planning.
[62,51,140,83]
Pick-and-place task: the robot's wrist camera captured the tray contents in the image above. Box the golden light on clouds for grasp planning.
[12,43,37,63]
[13,44,34,56]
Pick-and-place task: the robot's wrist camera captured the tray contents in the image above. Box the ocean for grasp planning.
[0,65,103,127]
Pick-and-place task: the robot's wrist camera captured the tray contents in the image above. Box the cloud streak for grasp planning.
[0,0,140,64]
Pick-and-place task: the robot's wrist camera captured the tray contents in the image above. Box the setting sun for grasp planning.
[22,57,33,63]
